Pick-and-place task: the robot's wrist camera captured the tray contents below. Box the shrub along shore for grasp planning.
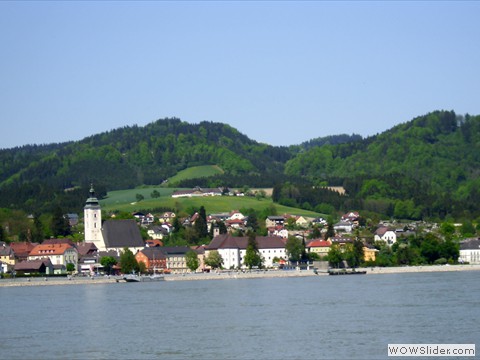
[1,264,479,288]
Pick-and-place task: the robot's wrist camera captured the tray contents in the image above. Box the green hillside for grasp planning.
[100,189,322,218]
[166,165,224,186]
[2,110,480,221]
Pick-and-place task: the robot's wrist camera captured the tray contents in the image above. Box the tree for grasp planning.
[66,263,75,273]
[194,206,209,240]
[51,206,71,237]
[324,222,335,240]
[151,189,161,198]
[100,256,117,275]
[135,193,144,202]
[120,248,139,274]
[285,236,303,263]
[327,244,343,268]
[243,234,262,269]
[138,261,147,274]
[246,213,259,232]
[186,250,200,272]
[344,239,364,268]
[205,250,223,269]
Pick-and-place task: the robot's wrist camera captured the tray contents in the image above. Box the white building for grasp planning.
[374,226,397,245]
[459,239,480,264]
[205,234,287,269]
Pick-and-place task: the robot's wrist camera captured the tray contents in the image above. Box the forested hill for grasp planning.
[282,110,480,219]
[1,111,480,219]
[0,118,293,212]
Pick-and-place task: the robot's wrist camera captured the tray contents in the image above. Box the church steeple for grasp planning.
[85,184,99,208]
[84,184,104,250]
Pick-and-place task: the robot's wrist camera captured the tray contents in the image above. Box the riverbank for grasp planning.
[1,264,479,287]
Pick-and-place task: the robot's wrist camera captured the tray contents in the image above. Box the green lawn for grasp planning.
[100,190,321,218]
[165,165,224,185]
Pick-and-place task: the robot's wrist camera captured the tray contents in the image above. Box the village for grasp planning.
[1,186,479,278]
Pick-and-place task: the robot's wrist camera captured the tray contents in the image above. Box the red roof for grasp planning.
[29,243,73,256]
[307,240,331,248]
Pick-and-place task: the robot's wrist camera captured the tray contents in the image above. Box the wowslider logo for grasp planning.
[388,344,475,357]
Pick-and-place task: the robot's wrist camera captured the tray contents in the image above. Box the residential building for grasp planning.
[265,216,285,228]
[162,246,191,273]
[459,238,480,264]
[363,244,378,262]
[306,239,331,258]
[28,243,78,273]
[374,227,397,245]
[0,242,15,272]
[14,258,53,275]
[333,221,354,233]
[10,242,37,262]
[76,242,99,275]
[136,247,167,273]
[205,234,287,269]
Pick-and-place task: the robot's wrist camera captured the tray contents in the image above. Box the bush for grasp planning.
[434,257,447,265]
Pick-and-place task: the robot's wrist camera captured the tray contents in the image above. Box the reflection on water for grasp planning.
[1,271,479,359]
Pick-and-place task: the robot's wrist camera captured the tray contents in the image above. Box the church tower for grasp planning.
[84,185,105,250]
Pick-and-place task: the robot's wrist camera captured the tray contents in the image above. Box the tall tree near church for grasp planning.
[194,206,209,239]
[51,206,71,237]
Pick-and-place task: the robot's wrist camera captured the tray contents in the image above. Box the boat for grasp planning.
[119,269,165,282]
[122,273,142,282]
[328,269,367,275]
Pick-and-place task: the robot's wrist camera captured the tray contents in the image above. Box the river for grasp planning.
[1,271,478,360]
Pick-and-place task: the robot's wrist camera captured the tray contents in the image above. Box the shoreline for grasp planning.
[1,264,479,287]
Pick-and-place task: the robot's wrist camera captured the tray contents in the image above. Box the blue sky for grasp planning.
[1,1,479,149]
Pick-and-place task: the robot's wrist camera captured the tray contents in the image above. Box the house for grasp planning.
[333,221,353,233]
[145,239,164,247]
[329,236,354,247]
[76,242,99,275]
[10,242,38,262]
[267,226,289,239]
[459,238,480,264]
[171,186,222,198]
[363,244,378,262]
[306,239,331,258]
[374,227,397,245]
[0,242,15,272]
[191,245,207,272]
[28,243,78,274]
[14,258,53,275]
[135,247,167,273]
[205,234,287,269]
[160,212,176,223]
[312,217,328,226]
[265,216,285,228]
[161,246,191,273]
[147,226,169,240]
[66,213,79,226]
[228,211,245,221]
[341,211,360,223]
[294,216,309,228]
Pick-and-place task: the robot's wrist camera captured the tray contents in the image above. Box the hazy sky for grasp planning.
[1,1,479,149]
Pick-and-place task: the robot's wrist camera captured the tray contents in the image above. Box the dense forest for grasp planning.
[1,111,480,221]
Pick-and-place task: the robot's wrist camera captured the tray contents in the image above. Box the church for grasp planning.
[84,186,144,254]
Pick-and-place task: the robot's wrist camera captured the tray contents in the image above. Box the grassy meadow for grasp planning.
[99,165,322,217]
[100,187,321,218]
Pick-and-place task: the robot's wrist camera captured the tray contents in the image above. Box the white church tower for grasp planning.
[84,185,105,251]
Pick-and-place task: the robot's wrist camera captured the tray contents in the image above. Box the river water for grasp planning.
[1,271,478,360]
